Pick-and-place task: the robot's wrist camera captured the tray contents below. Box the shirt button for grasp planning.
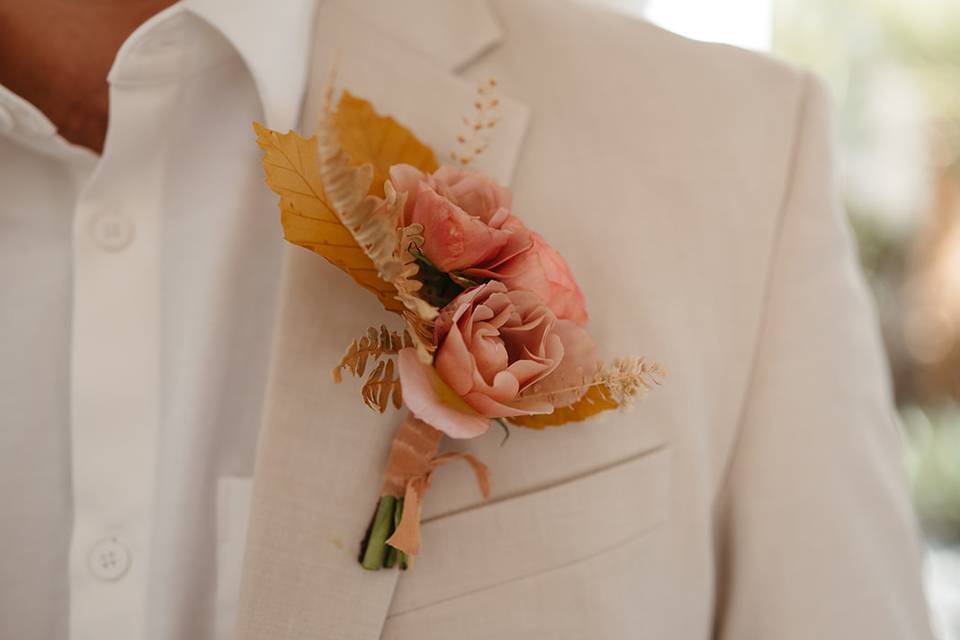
[88,537,132,581]
[90,211,135,251]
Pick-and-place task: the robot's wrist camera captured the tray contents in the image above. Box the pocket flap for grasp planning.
[391,445,671,614]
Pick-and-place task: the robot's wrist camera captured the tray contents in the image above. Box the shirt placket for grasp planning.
[68,13,185,640]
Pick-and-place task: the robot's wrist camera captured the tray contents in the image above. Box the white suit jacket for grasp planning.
[235,1,933,638]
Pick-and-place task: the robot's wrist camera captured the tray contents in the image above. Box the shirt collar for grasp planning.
[183,0,503,130]
[183,0,318,132]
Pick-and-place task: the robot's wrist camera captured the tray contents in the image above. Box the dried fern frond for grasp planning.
[317,74,439,351]
[341,184,406,280]
[316,82,400,284]
[361,357,403,413]
[392,223,438,362]
[333,325,411,414]
[391,221,439,331]
[332,325,411,383]
[393,224,434,317]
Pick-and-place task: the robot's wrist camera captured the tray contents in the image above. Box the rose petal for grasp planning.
[462,217,534,279]
[463,390,554,418]
[524,320,598,407]
[388,164,426,222]
[510,336,562,393]
[434,166,513,222]
[487,369,521,403]
[487,207,510,228]
[471,331,510,383]
[434,322,476,396]
[506,356,554,389]
[436,282,504,344]
[412,187,510,272]
[489,232,589,326]
[398,348,489,439]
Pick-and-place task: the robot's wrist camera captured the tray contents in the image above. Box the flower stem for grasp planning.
[382,496,405,568]
[383,545,398,568]
[361,495,397,570]
[494,418,510,446]
[394,498,408,570]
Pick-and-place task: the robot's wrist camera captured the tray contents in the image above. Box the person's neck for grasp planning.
[0,0,177,153]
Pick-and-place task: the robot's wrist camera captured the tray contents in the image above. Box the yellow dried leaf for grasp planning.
[254,122,403,312]
[507,384,621,430]
[254,92,438,314]
[335,91,439,198]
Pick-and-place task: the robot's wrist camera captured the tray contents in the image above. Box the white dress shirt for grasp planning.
[0,1,314,638]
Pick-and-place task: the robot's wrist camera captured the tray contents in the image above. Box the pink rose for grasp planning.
[388,165,531,273]
[481,232,590,326]
[389,164,589,326]
[398,281,597,438]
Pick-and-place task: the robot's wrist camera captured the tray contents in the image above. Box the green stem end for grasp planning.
[360,496,406,571]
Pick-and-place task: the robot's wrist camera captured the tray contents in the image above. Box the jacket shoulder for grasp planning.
[493,0,819,225]
[555,0,806,95]
[498,0,811,130]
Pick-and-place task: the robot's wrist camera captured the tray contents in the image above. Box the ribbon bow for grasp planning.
[381,415,490,560]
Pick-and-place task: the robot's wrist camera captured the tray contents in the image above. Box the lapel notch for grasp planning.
[350,0,505,72]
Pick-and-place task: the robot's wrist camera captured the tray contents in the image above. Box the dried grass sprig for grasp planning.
[600,357,668,405]
[450,78,500,167]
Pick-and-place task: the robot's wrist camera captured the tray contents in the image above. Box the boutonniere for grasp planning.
[254,75,665,571]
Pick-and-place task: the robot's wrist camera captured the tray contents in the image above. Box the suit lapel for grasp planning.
[235,3,529,639]
[300,1,530,185]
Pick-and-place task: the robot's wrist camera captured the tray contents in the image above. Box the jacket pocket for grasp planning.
[388,444,671,617]
[214,475,254,640]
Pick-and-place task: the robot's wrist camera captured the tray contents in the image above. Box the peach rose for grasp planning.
[475,231,589,326]
[388,165,531,273]
[398,281,597,438]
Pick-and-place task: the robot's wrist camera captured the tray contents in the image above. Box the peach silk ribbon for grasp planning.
[382,414,490,558]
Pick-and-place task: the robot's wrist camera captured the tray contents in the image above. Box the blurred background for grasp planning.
[584,0,960,636]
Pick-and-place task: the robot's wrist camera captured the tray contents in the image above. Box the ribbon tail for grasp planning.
[386,476,426,558]
[384,453,490,560]
[433,452,491,499]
